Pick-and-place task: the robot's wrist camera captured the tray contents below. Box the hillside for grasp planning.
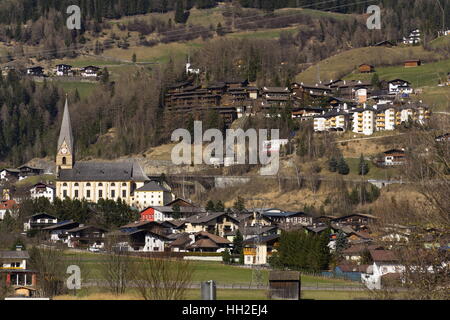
[295,45,447,84]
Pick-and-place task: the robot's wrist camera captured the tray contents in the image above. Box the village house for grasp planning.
[358,64,375,73]
[66,225,107,249]
[403,29,421,45]
[0,250,37,297]
[243,234,280,265]
[262,209,313,226]
[42,220,80,244]
[183,212,240,238]
[23,213,58,232]
[186,231,232,253]
[387,79,413,95]
[169,233,195,252]
[29,182,55,202]
[80,65,100,77]
[108,227,170,252]
[133,181,174,209]
[26,66,44,77]
[331,213,377,230]
[342,244,383,264]
[0,168,20,182]
[139,205,205,222]
[0,199,17,220]
[55,64,73,76]
[361,250,404,289]
[380,149,407,166]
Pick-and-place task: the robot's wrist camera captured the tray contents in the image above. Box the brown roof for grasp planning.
[196,231,231,244]
[169,233,192,248]
[0,200,17,210]
[337,264,370,273]
[343,244,382,255]
[370,250,399,262]
[188,238,219,249]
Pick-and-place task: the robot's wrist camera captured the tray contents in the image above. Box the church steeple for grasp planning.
[56,97,74,170]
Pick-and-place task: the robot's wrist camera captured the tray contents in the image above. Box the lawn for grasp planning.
[416,86,450,112]
[63,252,361,288]
[15,174,56,187]
[296,46,446,84]
[344,59,450,88]
[229,27,298,40]
[47,81,98,100]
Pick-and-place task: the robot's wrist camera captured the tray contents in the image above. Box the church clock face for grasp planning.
[61,147,68,155]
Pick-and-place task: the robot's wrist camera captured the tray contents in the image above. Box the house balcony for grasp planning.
[243,248,256,256]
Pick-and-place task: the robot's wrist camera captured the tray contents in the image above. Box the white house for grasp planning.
[30,183,55,202]
[403,29,421,45]
[133,181,174,210]
[352,108,375,136]
[361,250,404,289]
[80,66,100,77]
[388,79,413,95]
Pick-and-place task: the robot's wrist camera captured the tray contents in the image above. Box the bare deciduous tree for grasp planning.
[133,254,194,300]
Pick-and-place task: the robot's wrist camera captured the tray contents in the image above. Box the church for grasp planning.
[55,99,150,206]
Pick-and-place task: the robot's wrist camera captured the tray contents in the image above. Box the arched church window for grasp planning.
[63,183,68,187]
[111,183,116,187]
[62,157,67,165]
[98,183,103,187]
[86,183,91,187]
[74,183,79,187]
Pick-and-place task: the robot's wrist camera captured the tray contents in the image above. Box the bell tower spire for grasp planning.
[56,96,74,170]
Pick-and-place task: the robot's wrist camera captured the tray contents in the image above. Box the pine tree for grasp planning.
[358,154,369,175]
[222,248,231,264]
[337,157,350,175]
[328,157,338,172]
[206,200,215,211]
[233,230,243,254]
[215,200,225,212]
[132,53,137,63]
[233,196,245,211]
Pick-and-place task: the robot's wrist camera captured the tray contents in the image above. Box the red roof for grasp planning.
[0,200,17,210]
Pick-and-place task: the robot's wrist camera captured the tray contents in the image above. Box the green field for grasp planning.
[229,26,298,40]
[296,46,446,84]
[344,59,450,87]
[48,81,98,99]
[65,251,361,288]
[417,86,450,112]
[15,174,56,188]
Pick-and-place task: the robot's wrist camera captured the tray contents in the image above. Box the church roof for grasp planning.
[57,98,74,154]
[58,161,149,182]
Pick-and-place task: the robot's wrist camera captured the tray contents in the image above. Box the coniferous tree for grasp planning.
[215,200,225,212]
[233,229,243,254]
[337,157,350,175]
[358,154,369,176]
[328,157,338,172]
[206,200,215,211]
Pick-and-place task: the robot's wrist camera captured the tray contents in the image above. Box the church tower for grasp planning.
[56,98,74,171]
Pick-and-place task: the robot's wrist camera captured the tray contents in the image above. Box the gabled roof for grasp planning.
[42,220,79,231]
[0,251,30,259]
[185,212,239,225]
[28,212,57,220]
[58,161,149,182]
[0,200,17,210]
[195,231,231,245]
[243,234,280,245]
[370,250,399,262]
[66,225,107,233]
[136,181,169,192]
